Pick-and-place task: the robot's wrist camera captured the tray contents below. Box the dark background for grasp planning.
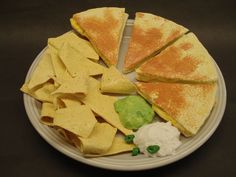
[1,0,235,176]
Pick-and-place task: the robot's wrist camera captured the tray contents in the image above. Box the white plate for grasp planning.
[23,20,226,171]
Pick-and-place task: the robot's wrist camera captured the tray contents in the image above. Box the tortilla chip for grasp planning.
[55,94,82,108]
[61,97,82,108]
[81,78,133,135]
[52,95,66,109]
[48,31,71,50]
[34,81,57,102]
[70,38,99,62]
[59,42,106,77]
[48,31,99,61]
[56,128,76,144]
[104,136,135,156]
[50,52,66,79]
[101,66,136,94]
[52,73,88,97]
[21,80,57,102]
[28,48,55,89]
[20,82,37,99]
[74,122,117,154]
[53,105,97,138]
[40,102,55,126]
[52,91,83,109]
[47,44,58,53]
[84,136,135,157]
[53,70,73,86]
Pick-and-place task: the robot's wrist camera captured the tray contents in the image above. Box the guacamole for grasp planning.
[114,96,154,130]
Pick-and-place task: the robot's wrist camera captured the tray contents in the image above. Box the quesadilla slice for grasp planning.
[136,32,218,83]
[71,7,128,66]
[124,12,188,73]
[135,82,217,137]
[101,66,136,94]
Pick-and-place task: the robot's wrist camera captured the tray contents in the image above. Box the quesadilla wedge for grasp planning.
[135,82,217,137]
[124,12,188,73]
[71,7,128,66]
[136,32,218,83]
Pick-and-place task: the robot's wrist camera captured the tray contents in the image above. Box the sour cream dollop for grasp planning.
[133,122,182,157]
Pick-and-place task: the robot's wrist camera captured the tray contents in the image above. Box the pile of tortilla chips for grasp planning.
[21,31,134,156]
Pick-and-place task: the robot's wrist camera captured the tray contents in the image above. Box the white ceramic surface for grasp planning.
[23,20,226,171]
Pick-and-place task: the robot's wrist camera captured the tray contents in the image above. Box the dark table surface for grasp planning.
[1,0,235,176]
